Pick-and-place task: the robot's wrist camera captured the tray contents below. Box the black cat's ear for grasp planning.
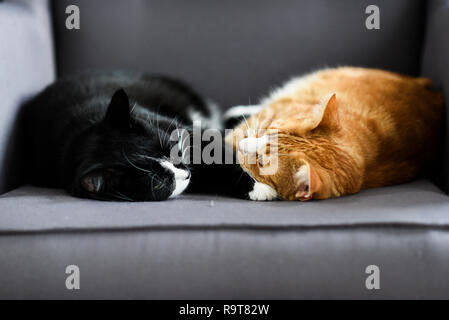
[104,88,131,129]
[81,172,104,194]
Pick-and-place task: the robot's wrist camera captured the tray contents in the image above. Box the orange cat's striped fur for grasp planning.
[225,67,444,201]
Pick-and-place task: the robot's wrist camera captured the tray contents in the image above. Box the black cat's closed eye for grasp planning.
[81,171,104,193]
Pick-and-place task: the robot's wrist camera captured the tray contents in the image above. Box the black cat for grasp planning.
[23,71,253,201]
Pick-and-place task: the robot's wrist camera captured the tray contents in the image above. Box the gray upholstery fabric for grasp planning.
[421,0,449,192]
[2,228,449,299]
[0,0,55,194]
[52,0,425,109]
[1,180,449,233]
[1,181,449,299]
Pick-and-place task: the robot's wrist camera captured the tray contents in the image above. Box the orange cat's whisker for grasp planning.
[240,113,252,137]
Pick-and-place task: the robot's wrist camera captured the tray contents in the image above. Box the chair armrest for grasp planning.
[0,0,55,194]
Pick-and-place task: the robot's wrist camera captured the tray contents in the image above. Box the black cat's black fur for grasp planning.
[24,71,253,201]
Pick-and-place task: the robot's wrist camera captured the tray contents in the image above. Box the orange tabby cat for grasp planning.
[225,67,444,201]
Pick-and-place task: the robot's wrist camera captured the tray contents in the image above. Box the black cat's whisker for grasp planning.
[181,145,190,160]
[182,144,201,160]
[163,116,180,149]
[165,115,179,136]
[180,131,190,152]
[175,127,182,150]
[102,191,133,202]
[180,131,192,163]
[155,104,164,148]
[149,173,170,198]
[149,175,157,199]
[130,102,137,114]
[145,112,155,126]
[175,128,186,163]
[116,191,134,201]
[110,189,134,201]
[124,156,169,192]
[136,154,161,162]
[122,148,153,174]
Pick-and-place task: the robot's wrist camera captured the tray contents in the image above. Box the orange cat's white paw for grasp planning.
[249,182,278,201]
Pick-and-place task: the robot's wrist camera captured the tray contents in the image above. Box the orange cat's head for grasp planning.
[226,94,358,200]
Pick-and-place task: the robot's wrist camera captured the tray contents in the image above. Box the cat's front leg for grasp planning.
[248,181,278,201]
[214,165,278,201]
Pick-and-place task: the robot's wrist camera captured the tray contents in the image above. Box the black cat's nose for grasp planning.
[161,160,190,181]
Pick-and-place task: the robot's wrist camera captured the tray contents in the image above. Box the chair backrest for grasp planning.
[52,0,425,108]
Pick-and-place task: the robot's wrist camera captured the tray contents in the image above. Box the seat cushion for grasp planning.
[1,180,449,232]
[2,227,449,299]
[1,180,449,299]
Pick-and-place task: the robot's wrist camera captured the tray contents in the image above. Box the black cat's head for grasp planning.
[68,89,191,201]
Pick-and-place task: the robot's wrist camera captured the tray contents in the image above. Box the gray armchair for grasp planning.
[0,0,448,299]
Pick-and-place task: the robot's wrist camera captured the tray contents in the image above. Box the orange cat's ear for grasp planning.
[314,93,340,132]
[293,160,322,201]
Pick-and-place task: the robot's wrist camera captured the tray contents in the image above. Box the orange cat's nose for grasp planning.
[238,136,269,154]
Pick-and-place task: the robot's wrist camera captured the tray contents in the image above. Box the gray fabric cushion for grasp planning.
[421,0,449,192]
[1,181,449,299]
[52,0,425,109]
[0,0,55,194]
[1,180,449,233]
[2,228,449,299]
